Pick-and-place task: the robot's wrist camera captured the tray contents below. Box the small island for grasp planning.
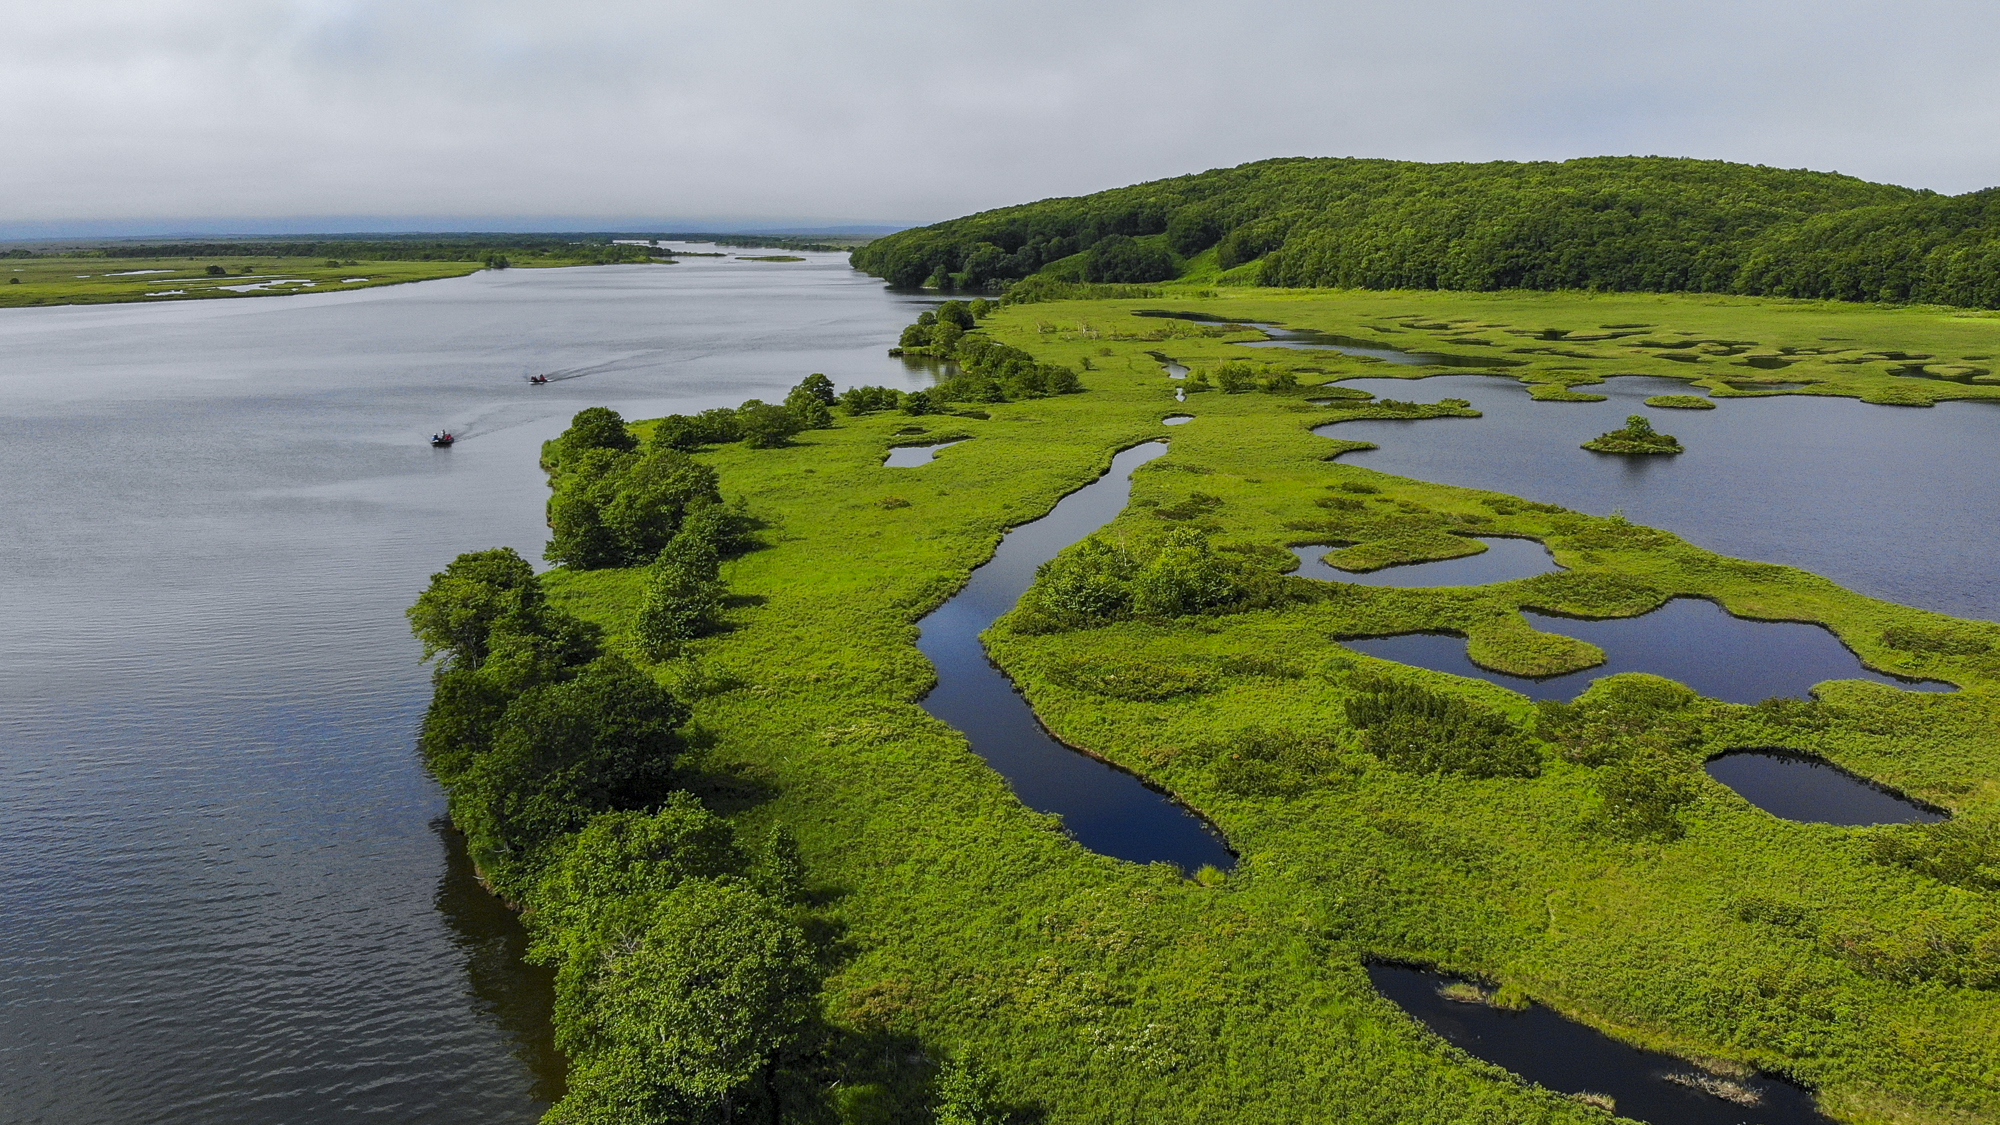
[1583,413,1683,454]
[1645,394,1716,409]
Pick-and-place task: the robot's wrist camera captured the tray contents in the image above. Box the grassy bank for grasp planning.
[500,288,2000,1123]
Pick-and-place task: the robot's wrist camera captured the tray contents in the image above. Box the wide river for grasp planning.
[0,250,938,1124]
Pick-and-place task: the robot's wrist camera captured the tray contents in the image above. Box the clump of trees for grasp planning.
[1343,672,1541,779]
[1199,361,1300,394]
[1582,414,1683,455]
[892,301,1085,403]
[649,375,840,454]
[542,408,727,569]
[1014,528,1300,631]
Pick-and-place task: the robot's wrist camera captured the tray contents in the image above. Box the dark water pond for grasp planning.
[1706,751,1946,825]
[1342,597,1954,703]
[883,439,963,467]
[915,443,1234,874]
[0,248,942,1125]
[1290,536,1561,587]
[1318,374,2000,621]
[1369,965,1834,1125]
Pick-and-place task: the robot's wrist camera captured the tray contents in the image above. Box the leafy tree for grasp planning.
[902,390,936,415]
[530,796,751,944]
[1033,536,1136,623]
[455,655,689,891]
[934,300,976,330]
[555,879,819,1113]
[839,385,904,415]
[407,547,540,670]
[546,446,722,570]
[635,552,726,658]
[546,407,638,474]
[735,400,803,448]
[652,408,744,451]
[793,372,836,406]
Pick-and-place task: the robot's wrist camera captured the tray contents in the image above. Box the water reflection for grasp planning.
[1369,964,1834,1125]
[1706,751,1946,825]
[432,822,566,1105]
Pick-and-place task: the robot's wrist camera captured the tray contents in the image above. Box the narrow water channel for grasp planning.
[915,443,1235,873]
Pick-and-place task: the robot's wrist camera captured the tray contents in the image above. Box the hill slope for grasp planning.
[851,156,2000,307]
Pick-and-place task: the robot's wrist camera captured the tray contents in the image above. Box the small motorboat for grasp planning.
[528,374,548,384]
[431,432,456,447]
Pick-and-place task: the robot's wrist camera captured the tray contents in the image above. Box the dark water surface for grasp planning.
[1369,965,1834,1125]
[1343,597,1953,703]
[0,250,940,1124]
[1290,536,1561,587]
[1318,374,2000,621]
[915,443,1235,873]
[1706,751,1947,825]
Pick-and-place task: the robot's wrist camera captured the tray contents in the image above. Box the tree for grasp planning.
[934,300,976,330]
[792,373,836,406]
[1082,234,1177,283]
[456,655,688,891]
[562,879,819,1111]
[407,547,540,670]
[546,407,638,474]
[736,400,803,448]
[635,553,725,658]
[785,385,834,430]
[601,448,724,561]
[901,389,936,415]
[530,796,750,944]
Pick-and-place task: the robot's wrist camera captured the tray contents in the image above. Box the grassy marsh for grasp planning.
[531,288,2000,1123]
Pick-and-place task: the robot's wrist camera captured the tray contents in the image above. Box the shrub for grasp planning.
[1869,819,2000,891]
[1345,673,1540,778]
[1535,674,1700,765]
[1132,528,1241,616]
[1211,727,1344,797]
[735,400,803,448]
[1881,623,1991,656]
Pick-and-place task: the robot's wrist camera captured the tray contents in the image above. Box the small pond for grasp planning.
[1369,964,1834,1125]
[1163,414,1194,426]
[1706,750,1946,825]
[883,439,964,467]
[1341,597,1954,703]
[1290,537,1561,587]
[915,442,1234,873]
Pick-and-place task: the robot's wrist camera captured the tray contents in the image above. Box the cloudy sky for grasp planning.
[3,1,1996,236]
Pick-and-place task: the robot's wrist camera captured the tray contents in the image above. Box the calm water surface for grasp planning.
[915,443,1234,873]
[1319,374,2000,620]
[1289,537,1561,587]
[0,250,940,1124]
[1369,964,1833,1125]
[1706,750,1946,825]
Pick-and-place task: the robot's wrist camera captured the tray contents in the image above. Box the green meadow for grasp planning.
[0,255,488,307]
[500,287,2000,1124]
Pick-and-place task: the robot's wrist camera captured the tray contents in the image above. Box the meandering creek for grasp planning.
[915,443,1234,873]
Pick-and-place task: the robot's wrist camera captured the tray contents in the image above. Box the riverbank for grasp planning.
[519,291,2000,1123]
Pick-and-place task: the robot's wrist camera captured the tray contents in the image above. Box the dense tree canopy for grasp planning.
[850,156,2000,308]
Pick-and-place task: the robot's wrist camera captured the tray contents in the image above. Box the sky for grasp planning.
[3,0,1997,237]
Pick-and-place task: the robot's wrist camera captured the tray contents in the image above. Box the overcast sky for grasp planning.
[3,1,1996,236]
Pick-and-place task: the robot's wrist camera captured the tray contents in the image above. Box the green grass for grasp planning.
[0,253,667,308]
[539,287,2000,1124]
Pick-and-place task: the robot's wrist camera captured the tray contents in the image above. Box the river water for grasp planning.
[0,250,939,1124]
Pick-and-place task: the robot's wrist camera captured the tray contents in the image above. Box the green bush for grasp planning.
[1344,673,1540,778]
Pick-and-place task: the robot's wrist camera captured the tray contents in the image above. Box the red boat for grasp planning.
[431,432,455,447]
[528,374,548,384]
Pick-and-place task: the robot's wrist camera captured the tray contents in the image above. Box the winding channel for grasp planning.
[914,442,1234,874]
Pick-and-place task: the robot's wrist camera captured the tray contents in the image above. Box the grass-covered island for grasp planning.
[410,282,2000,1124]
[1646,394,1718,410]
[1582,414,1684,454]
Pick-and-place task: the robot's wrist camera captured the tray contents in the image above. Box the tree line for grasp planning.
[413,406,1013,1123]
[850,156,2000,308]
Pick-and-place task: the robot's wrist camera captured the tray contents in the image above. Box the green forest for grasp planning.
[850,156,2000,308]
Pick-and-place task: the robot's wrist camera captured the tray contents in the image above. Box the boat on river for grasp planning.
[527,374,548,384]
[430,431,455,446]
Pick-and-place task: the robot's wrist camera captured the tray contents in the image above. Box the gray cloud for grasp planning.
[2,0,1995,233]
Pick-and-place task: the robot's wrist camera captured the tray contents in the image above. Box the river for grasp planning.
[0,250,938,1124]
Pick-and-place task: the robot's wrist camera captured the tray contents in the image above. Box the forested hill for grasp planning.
[851,157,2000,308]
